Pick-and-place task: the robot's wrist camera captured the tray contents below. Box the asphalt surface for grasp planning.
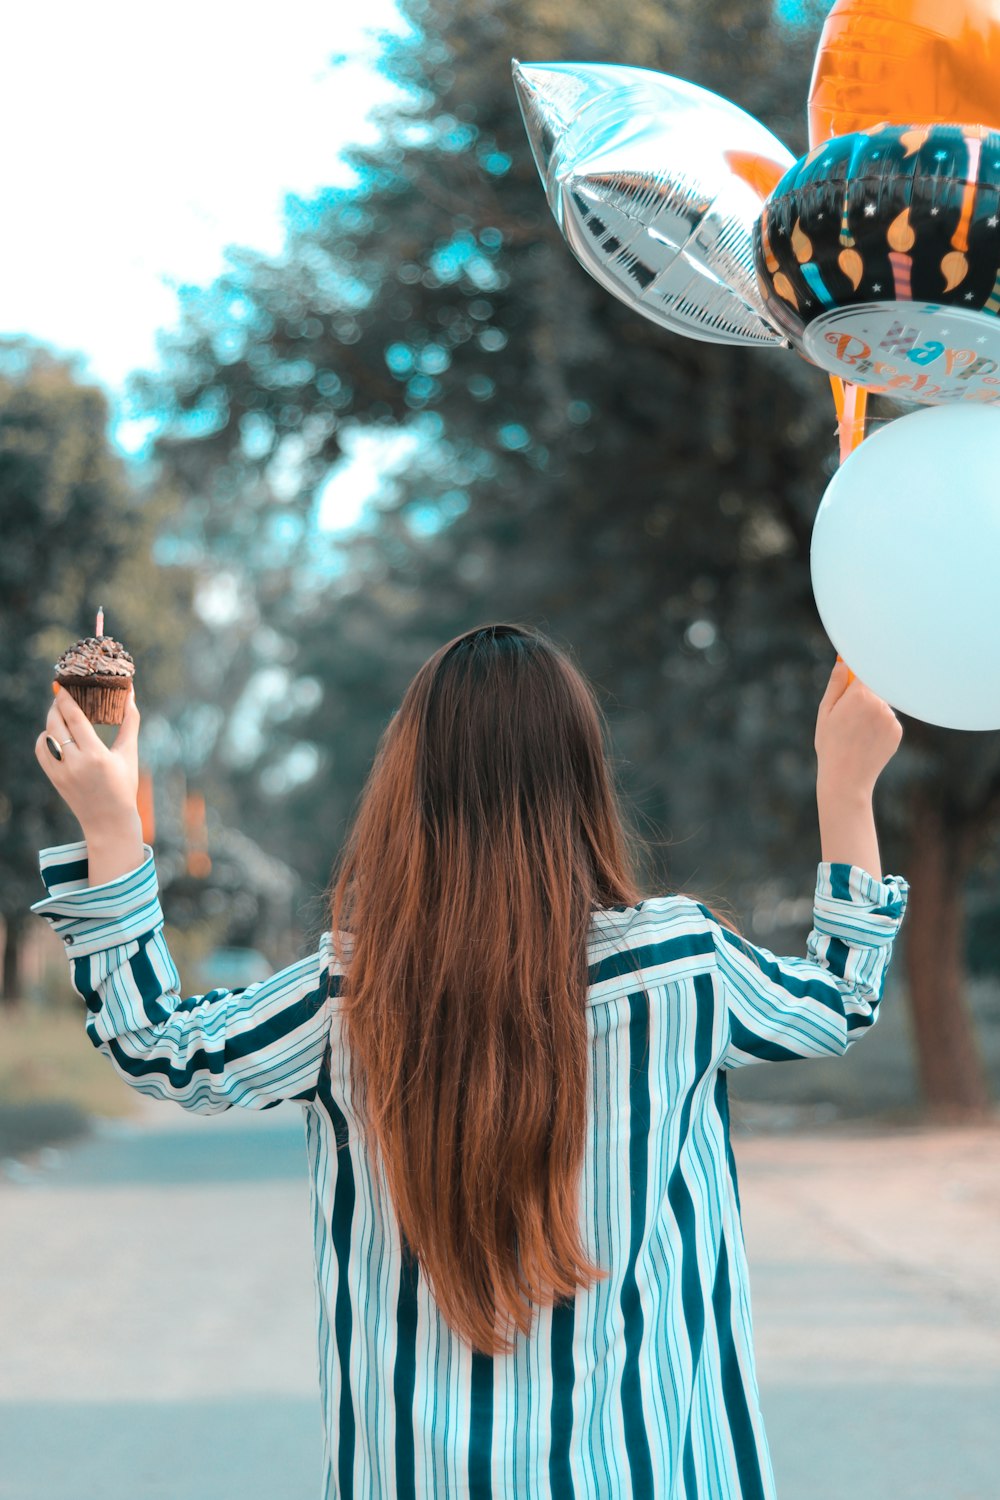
[2,1102,998,1500]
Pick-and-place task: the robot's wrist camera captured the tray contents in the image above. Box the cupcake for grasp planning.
[55,628,135,725]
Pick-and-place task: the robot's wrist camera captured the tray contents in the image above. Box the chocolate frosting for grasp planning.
[55,636,135,679]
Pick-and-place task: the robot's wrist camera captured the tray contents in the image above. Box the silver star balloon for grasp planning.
[512,61,794,347]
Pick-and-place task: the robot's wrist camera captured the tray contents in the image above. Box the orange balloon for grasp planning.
[808,0,1000,146]
[724,149,790,200]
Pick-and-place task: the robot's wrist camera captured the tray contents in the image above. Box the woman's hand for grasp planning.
[35,686,145,884]
[815,659,902,799]
[814,660,902,877]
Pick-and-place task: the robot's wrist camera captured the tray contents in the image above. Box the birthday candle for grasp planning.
[837,137,866,291]
[96,605,105,638]
[792,217,835,307]
[762,208,799,309]
[887,208,915,299]
[941,130,984,292]
[838,197,863,290]
[985,267,1000,315]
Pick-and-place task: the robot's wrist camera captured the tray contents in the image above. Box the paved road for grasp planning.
[2,1103,998,1500]
[737,1119,1000,1500]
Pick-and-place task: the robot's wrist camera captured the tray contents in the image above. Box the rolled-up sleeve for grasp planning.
[32,841,337,1113]
[712,862,908,1068]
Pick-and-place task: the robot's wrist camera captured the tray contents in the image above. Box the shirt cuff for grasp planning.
[32,841,163,958]
[813,862,908,945]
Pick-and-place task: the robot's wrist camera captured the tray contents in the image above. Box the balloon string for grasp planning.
[828,376,865,687]
[829,376,868,465]
[829,374,846,422]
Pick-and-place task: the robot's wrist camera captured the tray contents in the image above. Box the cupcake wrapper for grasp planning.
[60,680,132,726]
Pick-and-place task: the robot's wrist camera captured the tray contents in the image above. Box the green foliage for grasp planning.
[0,341,190,923]
[99,0,1000,1106]
[136,0,840,903]
[139,0,1000,926]
[0,344,133,914]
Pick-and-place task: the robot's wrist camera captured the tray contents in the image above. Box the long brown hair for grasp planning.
[331,624,640,1354]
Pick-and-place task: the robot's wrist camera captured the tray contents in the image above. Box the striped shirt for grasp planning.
[33,842,907,1500]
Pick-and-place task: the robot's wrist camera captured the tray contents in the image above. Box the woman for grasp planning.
[33,624,906,1499]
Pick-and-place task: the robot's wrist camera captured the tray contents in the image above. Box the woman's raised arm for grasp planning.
[33,681,337,1112]
[32,841,337,1112]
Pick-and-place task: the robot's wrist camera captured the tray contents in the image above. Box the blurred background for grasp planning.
[1,2,999,1497]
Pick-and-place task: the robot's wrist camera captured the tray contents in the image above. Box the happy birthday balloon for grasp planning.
[514,25,1000,732]
[811,404,1000,729]
[512,61,793,346]
[516,57,1000,407]
[808,0,1000,146]
[755,122,1000,404]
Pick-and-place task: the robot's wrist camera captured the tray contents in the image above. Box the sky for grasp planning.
[1,0,407,526]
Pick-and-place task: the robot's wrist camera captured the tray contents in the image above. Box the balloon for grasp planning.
[512,60,794,347]
[755,122,1000,404]
[810,404,1000,729]
[808,0,1000,146]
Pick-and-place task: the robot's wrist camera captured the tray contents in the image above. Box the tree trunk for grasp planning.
[904,792,992,1119]
[1,911,23,1008]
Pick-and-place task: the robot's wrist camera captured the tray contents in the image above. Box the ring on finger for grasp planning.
[45,734,75,762]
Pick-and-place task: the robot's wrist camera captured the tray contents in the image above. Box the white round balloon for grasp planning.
[811,404,1000,731]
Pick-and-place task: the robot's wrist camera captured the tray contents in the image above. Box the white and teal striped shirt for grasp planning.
[33,842,907,1500]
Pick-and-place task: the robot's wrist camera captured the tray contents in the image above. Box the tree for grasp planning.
[137,0,993,1115]
[0,342,189,1002]
[137,0,828,871]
